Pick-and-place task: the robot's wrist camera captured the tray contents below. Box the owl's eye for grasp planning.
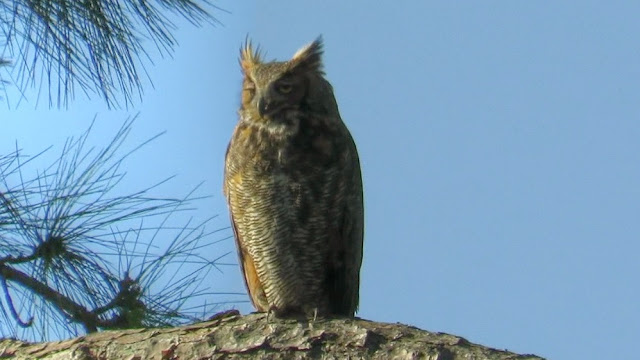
[243,81,256,101]
[276,83,293,94]
[244,81,256,93]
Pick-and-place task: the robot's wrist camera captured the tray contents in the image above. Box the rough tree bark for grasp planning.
[0,311,545,359]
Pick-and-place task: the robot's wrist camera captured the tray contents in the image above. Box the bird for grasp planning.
[223,36,364,318]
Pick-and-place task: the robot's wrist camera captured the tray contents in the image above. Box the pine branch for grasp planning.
[0,0,222,107]
[0,314,546,359]
[0,116,236,341]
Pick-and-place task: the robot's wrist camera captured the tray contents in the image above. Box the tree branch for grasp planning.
[0,313,546,359]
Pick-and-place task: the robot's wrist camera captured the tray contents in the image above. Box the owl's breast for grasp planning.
[230,113,343,176]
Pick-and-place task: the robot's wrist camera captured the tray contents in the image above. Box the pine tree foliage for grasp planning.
[0,0,219,107]
[0,117,236,341]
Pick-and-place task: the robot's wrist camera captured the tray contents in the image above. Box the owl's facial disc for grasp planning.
[256,78,303,119]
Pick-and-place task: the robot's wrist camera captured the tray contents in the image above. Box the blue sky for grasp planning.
[2,1,639,359]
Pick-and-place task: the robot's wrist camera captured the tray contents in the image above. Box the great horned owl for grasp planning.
[223,37,364,318]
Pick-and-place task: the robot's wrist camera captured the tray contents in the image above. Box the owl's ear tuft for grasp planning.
[289,36,324,74]
[240,37,262,73]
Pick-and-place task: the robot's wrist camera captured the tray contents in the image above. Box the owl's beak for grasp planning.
[257,95,277,117]
[257,97,270,118]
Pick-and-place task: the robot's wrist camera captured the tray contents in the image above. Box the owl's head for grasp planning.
[239,37,337,122]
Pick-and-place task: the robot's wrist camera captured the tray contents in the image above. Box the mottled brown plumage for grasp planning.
[223,37,364,318]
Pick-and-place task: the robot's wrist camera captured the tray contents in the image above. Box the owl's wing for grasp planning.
[328,133,364,316]
[224,144,268,313]
[228,210,268,312]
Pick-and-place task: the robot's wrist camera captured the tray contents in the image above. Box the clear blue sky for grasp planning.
[2,2,639,359]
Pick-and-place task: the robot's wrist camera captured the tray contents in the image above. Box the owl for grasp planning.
[223,37,364,318]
